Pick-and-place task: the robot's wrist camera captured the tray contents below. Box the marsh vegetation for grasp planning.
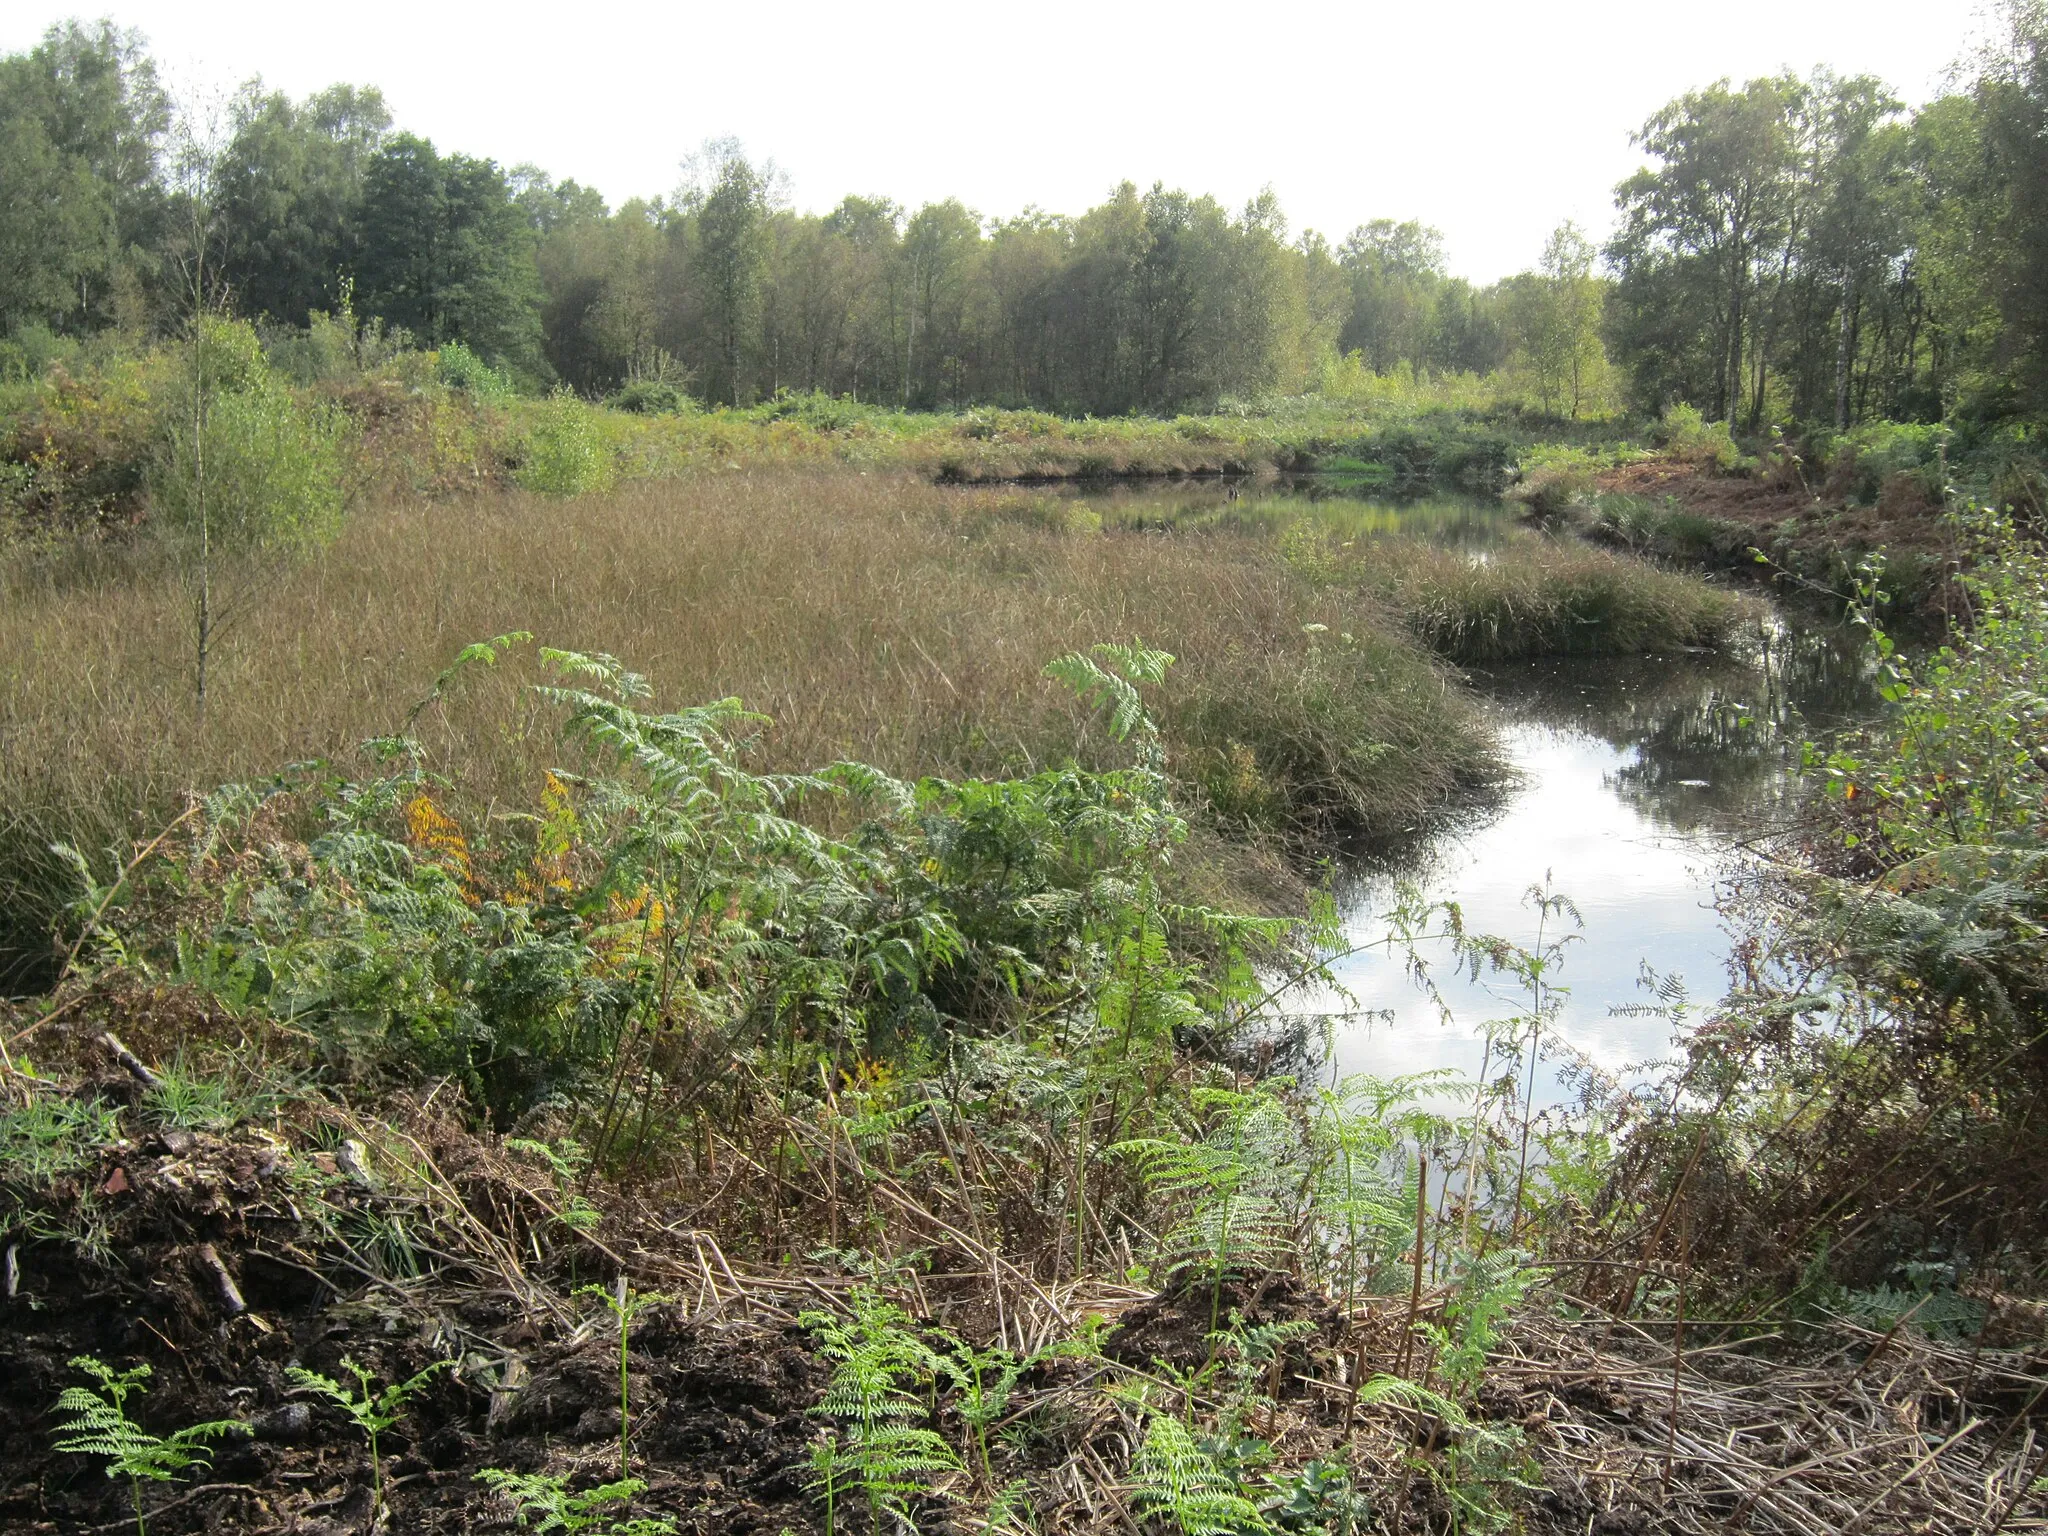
[7,7,2048,1535]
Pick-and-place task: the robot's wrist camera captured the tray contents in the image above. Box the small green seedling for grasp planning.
[578,1277,671,1479]
[51,1355,240,1536]
[286,1355,450,1520]
[475,1469,678,1534]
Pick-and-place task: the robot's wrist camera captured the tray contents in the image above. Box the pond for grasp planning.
[1040,476,1885,1100]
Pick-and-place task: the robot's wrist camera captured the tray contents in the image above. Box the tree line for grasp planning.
[4,8,2045,426]
[1607,29,2048,432]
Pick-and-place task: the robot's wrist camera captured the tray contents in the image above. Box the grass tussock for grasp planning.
[1367,539,1752,663]
[0,470,1502,985]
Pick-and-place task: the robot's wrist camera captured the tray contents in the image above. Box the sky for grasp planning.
[5,0,1998,282]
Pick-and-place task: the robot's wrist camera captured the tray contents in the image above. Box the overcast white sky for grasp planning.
[5,1,1998,281]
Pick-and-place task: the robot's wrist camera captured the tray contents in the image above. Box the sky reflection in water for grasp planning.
[1318,640,1879,1104]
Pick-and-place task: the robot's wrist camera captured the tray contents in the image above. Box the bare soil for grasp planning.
[1594,457,1970,627]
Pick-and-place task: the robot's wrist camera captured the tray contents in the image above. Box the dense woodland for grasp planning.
[4,7,2046,427]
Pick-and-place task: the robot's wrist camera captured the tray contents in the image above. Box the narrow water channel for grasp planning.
[1039,476,1884,1100]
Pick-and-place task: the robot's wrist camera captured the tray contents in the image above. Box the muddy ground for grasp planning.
[0,1098,846,1535]
[6,1071,2038,1536]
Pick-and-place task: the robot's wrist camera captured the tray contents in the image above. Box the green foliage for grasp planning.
[516,391,615,495]
[1,1093,121,1184]
[356,132,543,373]
[150,316,347,556]
[136,1051,284,1132]
[438,340,514,401]
[1042,640,1173,752]
[1820,514,2048,860]
[802,1286,962,1532]
[1816,419,1948,505]
[286,1355,449,1518]
[0,21,167,337]
[475,1470,678,1535]
[1420,1250,1539,1399]
[507,1136,602,1230]
[51,1356,240,1536]
[935,1331,1096,1490]
[1260,1460,1372,1534]
[578,1279,671,1477]
[1655,403,1738,471]
[1118,1088,1299,1333]
[605,379,689,415]
[1129,1410,1271,1536]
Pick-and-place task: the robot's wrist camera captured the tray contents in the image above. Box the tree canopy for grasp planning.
[5,5,2047,430]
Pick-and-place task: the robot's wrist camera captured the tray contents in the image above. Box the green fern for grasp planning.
[1419,1249,1538,1400]
[475,1469,677,1534]
[1210,1316,1319,1441]
[801,1287,962,1533]
[1305,1075,1415,1310]
[937,1329,1097,1490]
[980,1478,1041,1533]
[286,1355,449,1520]
[1043,640,1174,749]
[51,1356,240,1536]
[1128,1411,1271,1536]
[1116,1088,1301,1333]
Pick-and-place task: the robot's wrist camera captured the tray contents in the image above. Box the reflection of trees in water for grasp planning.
[1474,626,1882,835]
[995,469,1886,844]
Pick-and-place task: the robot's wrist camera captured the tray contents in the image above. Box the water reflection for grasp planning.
[1312,626,1884,1103]
[1468,623,1880,836]
[981,475,1888,1101]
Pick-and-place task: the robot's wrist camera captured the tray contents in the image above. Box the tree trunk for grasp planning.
[1834,269,1853,430]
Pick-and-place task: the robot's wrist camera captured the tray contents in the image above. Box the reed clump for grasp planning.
[1362,539,1751,663]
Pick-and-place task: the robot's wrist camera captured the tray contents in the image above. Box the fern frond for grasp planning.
[1129,1412,1271,1536]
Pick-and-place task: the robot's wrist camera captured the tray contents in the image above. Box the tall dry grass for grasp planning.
[0,470,1499,986]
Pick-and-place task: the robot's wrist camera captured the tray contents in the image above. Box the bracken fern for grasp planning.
[51,1356,240,1536]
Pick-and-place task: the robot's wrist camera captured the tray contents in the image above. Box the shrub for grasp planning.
[1656,403,1739,471]
[266,306,410,388]
[1821,421,1949,507]
[150,321,347,555]
[1507,449,1597,516]
[515,393,616,496]
[436,342,514,402]
[0,322,83,385]
[606,380,691,415]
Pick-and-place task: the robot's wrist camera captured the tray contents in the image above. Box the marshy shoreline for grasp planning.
[5,422,2038,1536]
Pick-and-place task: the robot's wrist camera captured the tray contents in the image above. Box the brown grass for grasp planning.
[0,469,1500,985]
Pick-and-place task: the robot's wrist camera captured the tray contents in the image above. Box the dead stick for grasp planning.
[1987,1434,2048,1536]
[100,1032,161,1090]
[1343,1322,1371,1431]
[1844,1291,1931,1386]
[1663,1202,1688,1495]
[1841,1417,1981,1535]
[193,1244,246,1317]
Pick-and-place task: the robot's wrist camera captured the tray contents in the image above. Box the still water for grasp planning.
[1319,636,1877,1102]
[1039,477,1883,1098]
